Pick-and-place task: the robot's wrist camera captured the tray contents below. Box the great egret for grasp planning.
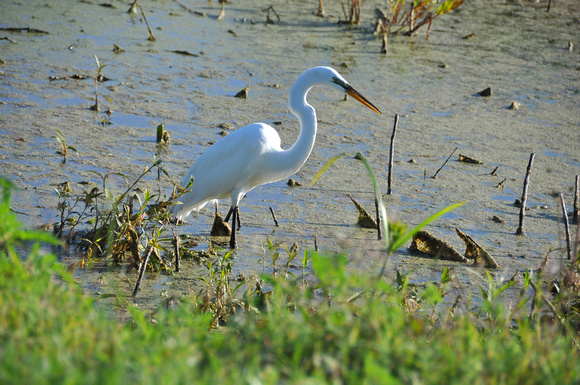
[173,66,381,248]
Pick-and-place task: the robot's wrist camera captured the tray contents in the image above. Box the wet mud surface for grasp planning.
[1,0,579,313]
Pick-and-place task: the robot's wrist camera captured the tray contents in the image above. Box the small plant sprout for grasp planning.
[52,129,77,163]
[90,55,112,112]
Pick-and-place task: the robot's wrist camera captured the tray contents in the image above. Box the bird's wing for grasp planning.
[176,123,280,214]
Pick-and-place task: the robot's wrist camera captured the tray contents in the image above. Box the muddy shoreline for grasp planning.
[1,0,579,312]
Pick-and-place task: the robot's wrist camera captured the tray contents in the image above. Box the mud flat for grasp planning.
[0,0,578,312]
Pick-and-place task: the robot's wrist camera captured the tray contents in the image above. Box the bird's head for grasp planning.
[307,66,382,115]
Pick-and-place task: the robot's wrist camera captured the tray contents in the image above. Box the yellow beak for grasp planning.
[345,86,382,115]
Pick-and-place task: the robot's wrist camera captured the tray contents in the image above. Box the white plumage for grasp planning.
[173,66,381,248]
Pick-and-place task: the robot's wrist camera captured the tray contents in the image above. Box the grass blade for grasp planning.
[309,153,348,187]
[388,201,464,252]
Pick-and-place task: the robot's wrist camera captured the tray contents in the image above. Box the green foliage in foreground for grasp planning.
[1,179,579,384]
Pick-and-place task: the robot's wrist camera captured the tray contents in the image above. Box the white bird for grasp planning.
[173,66,381,248]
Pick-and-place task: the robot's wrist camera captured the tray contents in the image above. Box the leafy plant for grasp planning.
[90,55,112,112]
[310,151,464,265]
[375,0,465,53]
[52,129,78,163]
[0,177,60,257]
[381,0,464,37]
[54,158,183,269]
[196,249,245,328]
[3,175,580,384]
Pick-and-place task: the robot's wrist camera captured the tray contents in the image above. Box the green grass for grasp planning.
[1,176,580,384]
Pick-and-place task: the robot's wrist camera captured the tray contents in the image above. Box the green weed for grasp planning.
[52,129,78,164]
[90,55,112,112]
[1,178,580,384]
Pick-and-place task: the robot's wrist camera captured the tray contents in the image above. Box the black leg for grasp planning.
[224,206,241,230]
[224,206,233,222]
[229,206,237,249]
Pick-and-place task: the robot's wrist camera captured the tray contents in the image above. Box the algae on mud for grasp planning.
[0,0,578,310]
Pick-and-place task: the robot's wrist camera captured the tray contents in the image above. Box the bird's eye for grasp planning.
[332,77,347,88]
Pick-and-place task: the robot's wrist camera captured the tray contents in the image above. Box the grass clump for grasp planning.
[1,176,580,384]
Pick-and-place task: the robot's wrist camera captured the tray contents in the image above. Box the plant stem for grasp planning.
[432,147,457,179]
[138,2,156,41]
[560,193,572,260]
[573,175,579,224]
[516,153,535,235]
[269,207,279,227]
[387,114,399,195]
[133,243,153,297]
[173,234,180,272]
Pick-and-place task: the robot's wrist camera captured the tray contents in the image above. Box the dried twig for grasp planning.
[137,2,156,41]
[432,147,457,179]
[573,175,579,223]
[375,197,381,240]
[516,153,535,235]
[173,235,180,272]
[560,194,572,260]
[133,243,153,297]
[269,207,279,227]
[387,114,399,195]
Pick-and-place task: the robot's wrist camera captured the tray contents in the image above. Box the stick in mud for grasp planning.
[137,2,156,41]
[560,193,572,260]
[432,147,458,179]
[313,234,318,252]
[173,235,180,272]
[269,207,279,227]
[516,153,535,235]
[133,243,153,297]
[573,175,579,224]
[375,198,381,240]
[387,114,399,195]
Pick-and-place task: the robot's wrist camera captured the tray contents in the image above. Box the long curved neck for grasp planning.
[277,77,318,177]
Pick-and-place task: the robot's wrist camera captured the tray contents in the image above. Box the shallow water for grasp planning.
[1,0,579,313]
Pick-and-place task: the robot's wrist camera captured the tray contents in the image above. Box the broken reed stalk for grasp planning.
[133,243,153,296]
[574,220,580,265]
[375,198,381,240]
[173,235,180,272]
[387,114,399,195]
[269,207,279,227]
[432,147,458,179]
[574,175,579,223]
[137,2,156,41]
[560,193,572,260]
[516,153,535,235]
